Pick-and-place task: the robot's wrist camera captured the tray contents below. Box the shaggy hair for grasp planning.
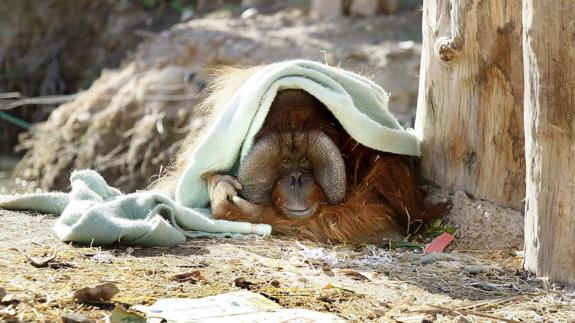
[155,65,444,244]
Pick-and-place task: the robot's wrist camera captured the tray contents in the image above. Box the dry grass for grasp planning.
[1,210,574,322]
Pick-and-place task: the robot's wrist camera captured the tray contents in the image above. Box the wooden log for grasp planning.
[310,0,343,19]
[523,0,575,286]
[415,0,525,210]
[350,0,379,16]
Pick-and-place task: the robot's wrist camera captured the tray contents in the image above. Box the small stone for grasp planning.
[398,40,415,50]
[90,253,114,264]
[0,305,17,316]
[464,265,485,274]
[180,8,195,22]
[373,307,388,315]
[70,282,119,303]
[1,294,19,306]
[241,8,259,19]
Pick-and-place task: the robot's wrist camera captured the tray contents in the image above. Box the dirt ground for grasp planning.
[1,209,574,322]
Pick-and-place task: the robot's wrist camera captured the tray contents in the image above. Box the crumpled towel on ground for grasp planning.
[0,170,270,247]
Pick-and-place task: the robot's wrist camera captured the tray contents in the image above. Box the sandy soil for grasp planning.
[428,189,525,251]
[1,209,574,322]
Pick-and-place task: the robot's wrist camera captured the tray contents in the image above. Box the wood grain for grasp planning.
[523,0,575,285]
[415,0,525,210]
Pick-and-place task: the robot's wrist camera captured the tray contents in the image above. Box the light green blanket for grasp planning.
[0,59,419,247]
[0,170,270,246]
[176,60,420,208]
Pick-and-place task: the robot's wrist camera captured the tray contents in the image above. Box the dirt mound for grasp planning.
[13,9,423,192]
[429,189,524,250]
[0,0,186,153]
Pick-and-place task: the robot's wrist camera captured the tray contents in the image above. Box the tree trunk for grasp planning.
[310,0,343,19]
[415,0,525,210]
[523,0,575,286]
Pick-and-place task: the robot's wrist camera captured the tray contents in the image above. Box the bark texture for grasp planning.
[523,0,575,285]
[415,0,525,210]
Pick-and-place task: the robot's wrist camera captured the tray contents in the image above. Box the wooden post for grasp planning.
[523,0,575,285]
[415,0,525,210]
[310,0,343,19]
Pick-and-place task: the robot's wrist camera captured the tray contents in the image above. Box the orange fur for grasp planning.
[154,66,445,244]
[217,147,444,244]
[212,89,445,244]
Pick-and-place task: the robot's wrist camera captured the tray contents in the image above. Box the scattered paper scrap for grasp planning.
[127,291,344,322]
[424,232,455,254]
[109,305,145,323]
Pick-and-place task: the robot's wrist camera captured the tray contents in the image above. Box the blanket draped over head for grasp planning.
[0,60,420,247]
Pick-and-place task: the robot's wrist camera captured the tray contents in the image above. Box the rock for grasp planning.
[399,40,416,50]
[0,293,19,306]
[70,282,119,303]
[241,8,259,19]
[180,8,196,22]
